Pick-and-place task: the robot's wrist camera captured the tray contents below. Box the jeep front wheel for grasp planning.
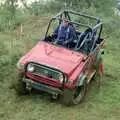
[61,83,87,106]
[15,73,29,95]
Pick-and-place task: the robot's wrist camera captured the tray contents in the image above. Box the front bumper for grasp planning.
[22,78,63,95]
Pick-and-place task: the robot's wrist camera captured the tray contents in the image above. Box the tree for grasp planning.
[54,0,94,10]
[4,0,18,19]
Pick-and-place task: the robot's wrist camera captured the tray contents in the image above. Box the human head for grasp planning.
[61,19,69,27]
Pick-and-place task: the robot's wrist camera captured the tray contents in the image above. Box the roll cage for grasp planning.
[44,10,103,55]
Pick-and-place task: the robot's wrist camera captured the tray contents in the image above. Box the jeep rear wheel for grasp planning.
[95,58,104,88]
[61,83,87,106]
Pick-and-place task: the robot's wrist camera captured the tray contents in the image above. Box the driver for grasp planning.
[53,19,77,46]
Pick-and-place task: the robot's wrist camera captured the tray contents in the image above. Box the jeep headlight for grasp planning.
[27,64,35,72]
[58,73,64,83]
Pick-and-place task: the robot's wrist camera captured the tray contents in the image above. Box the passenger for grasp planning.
[53,19,77,46]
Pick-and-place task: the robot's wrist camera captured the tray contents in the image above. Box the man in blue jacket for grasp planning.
[54,19,77,46]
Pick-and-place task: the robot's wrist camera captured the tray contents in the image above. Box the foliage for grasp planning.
[3,0,18,19]
[0,0,28,31]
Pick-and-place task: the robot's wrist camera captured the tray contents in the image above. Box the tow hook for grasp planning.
[51,94,58,100]
[26,83,32,91]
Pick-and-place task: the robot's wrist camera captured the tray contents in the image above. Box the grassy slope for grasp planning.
[0,14,120,120]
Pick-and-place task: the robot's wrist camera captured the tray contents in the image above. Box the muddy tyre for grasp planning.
[61,83,87,106]
[15,73,29,95]
[94,58,104,88]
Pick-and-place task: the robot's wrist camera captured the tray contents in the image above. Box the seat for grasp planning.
[75,28,92,51]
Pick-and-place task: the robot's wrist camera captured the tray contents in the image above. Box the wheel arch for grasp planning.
[76,73,87,87]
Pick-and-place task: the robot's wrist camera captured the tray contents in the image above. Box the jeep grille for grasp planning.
[27,63,63,82]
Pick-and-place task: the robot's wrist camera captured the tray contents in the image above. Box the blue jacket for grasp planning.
[54,24,76,42]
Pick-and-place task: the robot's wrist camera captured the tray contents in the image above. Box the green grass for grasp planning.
[0,13,120,120]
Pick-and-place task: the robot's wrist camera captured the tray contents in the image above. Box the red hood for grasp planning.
[21,41,86,76]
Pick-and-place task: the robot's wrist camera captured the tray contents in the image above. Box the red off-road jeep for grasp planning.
[16,10,104,105]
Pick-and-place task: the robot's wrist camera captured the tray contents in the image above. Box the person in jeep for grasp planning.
[53,19,77,46]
